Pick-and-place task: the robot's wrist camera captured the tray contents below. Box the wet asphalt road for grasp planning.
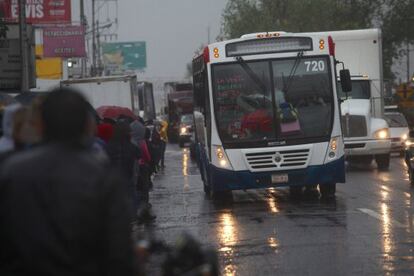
[147,144,414,275]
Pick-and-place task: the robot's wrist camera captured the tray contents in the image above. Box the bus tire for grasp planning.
[201,162,211,195]
[376,154,390,170]
[203,181,210,194]
[408,169,414,185]
[319,182,336,199]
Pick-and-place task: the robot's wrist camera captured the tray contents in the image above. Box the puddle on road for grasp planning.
[182,149,189,177]
[218,212,238,276]
[380,186,395,272]
[266,188,280,214]
[182,149,190,191]
[267,234,279,253]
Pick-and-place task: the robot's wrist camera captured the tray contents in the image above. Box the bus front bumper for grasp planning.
[208,157,345,192]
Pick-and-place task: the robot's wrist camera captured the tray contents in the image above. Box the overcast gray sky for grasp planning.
[91,0,229,81]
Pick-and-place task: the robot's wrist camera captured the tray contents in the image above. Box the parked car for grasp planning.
[178,114,194,148]
[384,112,409,155]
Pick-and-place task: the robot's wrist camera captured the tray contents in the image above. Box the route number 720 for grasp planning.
[304,60,325,72]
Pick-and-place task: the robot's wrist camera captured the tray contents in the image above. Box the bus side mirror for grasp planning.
[340,69,352,93]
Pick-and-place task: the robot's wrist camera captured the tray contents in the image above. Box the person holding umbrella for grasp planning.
[106,119,141,220]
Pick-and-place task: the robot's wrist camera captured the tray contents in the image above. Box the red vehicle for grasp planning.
[164,82,194,142]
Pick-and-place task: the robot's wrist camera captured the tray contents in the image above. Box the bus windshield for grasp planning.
[212,56,333,145]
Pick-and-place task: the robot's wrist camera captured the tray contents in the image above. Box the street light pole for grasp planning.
[19,0,29,90]
[405,17,414,83]
[92,0,97,76]
[407,36,410,83]
[80,0,87,77]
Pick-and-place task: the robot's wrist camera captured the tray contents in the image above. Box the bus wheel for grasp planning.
[304,185,319,197]
[289,186,303,198]
[201,166,210,195]
[203,181,210,194]
[319,183,336,199]
[375,154,390,170]
[408,168,414,185]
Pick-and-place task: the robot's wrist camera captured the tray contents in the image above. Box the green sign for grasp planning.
[102,41,147,72]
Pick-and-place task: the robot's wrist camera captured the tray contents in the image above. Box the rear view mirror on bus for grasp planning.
[340,69,352,93]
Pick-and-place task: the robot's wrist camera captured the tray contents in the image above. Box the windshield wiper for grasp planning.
[235,56,267,95]
[282,51,304,95]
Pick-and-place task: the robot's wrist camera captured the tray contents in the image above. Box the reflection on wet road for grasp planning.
[218,212,238,276]
[151,146,414,275]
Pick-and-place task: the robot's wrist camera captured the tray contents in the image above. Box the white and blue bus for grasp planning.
[192,31,351,198]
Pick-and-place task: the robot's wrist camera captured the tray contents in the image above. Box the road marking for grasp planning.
[357,208,406,228]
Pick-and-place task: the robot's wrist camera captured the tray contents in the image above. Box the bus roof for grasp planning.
[200,31,333,64]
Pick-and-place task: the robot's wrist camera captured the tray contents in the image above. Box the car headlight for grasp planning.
[406,140,413,147]
[374,128,390,139]
[180,127,187,135]
[402,133,408,141]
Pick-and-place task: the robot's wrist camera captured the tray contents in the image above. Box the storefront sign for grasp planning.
[43,26,85,58]
[1,0,71,24]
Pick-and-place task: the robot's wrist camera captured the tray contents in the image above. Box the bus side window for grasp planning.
[194,77,205,112]
[204,70,211,121]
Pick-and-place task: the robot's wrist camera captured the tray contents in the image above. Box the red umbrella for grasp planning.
[96,105,138,121]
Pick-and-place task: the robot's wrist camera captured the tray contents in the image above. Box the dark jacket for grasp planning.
[0,143,134,276]
[106,139,140,179]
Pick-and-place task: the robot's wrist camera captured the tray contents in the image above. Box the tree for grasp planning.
[222,0,414,81]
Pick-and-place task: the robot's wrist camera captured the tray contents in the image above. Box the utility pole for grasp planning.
[92,0,97,76]
[19,0,29,90]
[407,36,410,83]
[80,0,87,77]
[97,20,102,76]
[405,17,414,83]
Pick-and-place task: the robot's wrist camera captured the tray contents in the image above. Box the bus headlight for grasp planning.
[180,127,187,135]
[374,128,390,139]
[330,137,337,151]
[327,136,340,160]
[402,133,408,141]
[213,145,233,170]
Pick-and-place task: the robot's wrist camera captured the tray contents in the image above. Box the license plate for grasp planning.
[271,174,288,184]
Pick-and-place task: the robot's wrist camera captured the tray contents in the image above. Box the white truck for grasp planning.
[61,75,155,120]
[331,29,391,169]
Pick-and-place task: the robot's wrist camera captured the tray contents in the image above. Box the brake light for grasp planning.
[203,47,210,63]
[328,36,335,56]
